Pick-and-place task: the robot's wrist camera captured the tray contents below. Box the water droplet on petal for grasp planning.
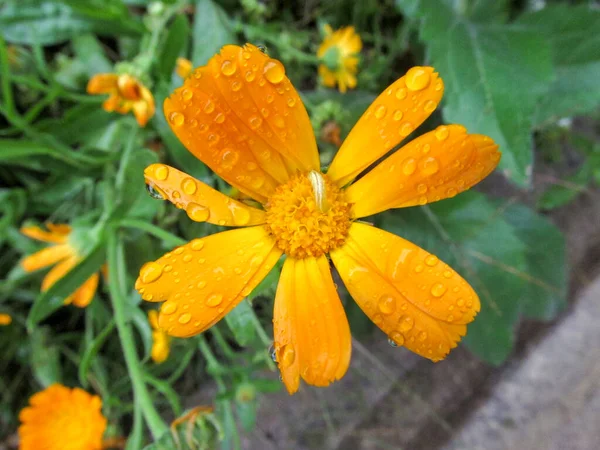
[419,156,440,175]
[457,298,465,307]
[374,105,387,119]
[405,67,431,91]
[220,148,239,170]
[206,293,223,307]
[414,264,424,273]
[396,88,407,100]
[417,183,428,194]
[146,184,164,199]
[418,196,427,205]
[245,70,256,82]
[190,239,204,251]
[257,44,268,54]
[281,345,295,367]
[162,302,177,315]
[154,164,169,181]
[203,100,215,114]
[197,280,207,289]
[418,331,428,341]
[273,114,285,128]
[425,255,439,266]
[447,187,457,198]
[435,126,449,141]
[214,113,225,123]
[431,283,447,298]
[378,295,396,315]
[399,315,414,332]
[186,203,210,222]
[393,110,404,121]
[246,161,258,171]
[169,112,184,127]
[263,59,286,84]
[178,313,192,324]
[389,332,405,346]
[182,89,193,102]
[287,97,296,107]
[232,80,242,91]
[388,338,398,347]
[182,178,197,195]
[399,122,414,137]
[424,100,437,113]
[249,116,262,129]
[232,206,251,226]
[221,60,237,76]
[269,344,277,362]
[182,254,192,263]
[140,262,163,283]
[402,158,417,175]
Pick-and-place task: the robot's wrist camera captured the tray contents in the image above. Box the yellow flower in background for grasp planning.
[21,224,100,308]
[149,310,170,363]
[317,25,362,93]
[0,313,11,325]
[176,57,193,78]
[19,384,107,450]
[87,73,155,127]
[135,44,501,394]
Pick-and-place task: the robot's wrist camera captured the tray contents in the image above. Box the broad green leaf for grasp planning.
[72,33,113,75]
[158,14,190,80]
[516,5,600,125]
[0,0,142,46]
[380,191,566,364]
[224,300,256,346]
[192,0,235,65]
[537,165,591,211]
[406,0,553,186]
[26,244,106,330]
[30,327,62,387]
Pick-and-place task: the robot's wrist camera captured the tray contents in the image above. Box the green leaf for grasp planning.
[224,300,256,346]
[516,5,600,125]
[0,0,143,46]
[158,14,190,80]
[380,191,566,364]
[78,318,115,387]
[30,327,62,387]
[537,165,591,211]
[0,189,26,246]
[407,0,553,186]
[26,244,106,330]
[72,33,113,75]
[192,0,235,65]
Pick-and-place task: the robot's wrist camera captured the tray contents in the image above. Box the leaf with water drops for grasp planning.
[381,191,567,364]
[402,0,553,187]
[135,226,282,338]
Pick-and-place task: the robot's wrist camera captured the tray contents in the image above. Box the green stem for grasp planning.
[0,36,15,116]
[107,231,168,440]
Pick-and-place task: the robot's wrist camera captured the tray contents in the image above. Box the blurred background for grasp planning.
[1,0,599,449]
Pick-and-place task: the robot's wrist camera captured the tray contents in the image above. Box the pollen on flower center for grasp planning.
[265,171,352,258]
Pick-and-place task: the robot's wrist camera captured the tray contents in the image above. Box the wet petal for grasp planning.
[328,67,444,187]
[71,273,99,307]
[347,125,501,217]
[330,223,479,362]
[21,245,73,272]
[274,256,351,394]
[20,225,69,244]
[41,255,77,291]
[86,73,119,94]
[144,163,266,226]
[163,44,319,203]
[135,226,282,337]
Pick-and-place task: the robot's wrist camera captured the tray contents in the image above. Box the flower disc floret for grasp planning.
[265,171,351,258]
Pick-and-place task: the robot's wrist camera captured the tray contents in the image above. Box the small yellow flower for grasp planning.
[87,73,155,127]
[136,45,501,394]
[176,57,193,79]
[149,310,170,363]
[18,384,107,450]
[20,223,101,308]
[317,25,362,93]
[0,313,11,325]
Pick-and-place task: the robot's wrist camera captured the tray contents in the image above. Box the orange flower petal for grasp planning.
[346,125,501,218]
[163,44,319,203]
[148,310,159,330]
[20,226,69,244]
[144,163,266,226]
[21,245,73,272]
[87,73,118,94]
[135,226,282,337]
[330,223,479,362]
[45,223,71,235]
[71,273,99,308]
[274,256,351,394]
[327,67,444,187]
[41,254,77,291]
[176,57,193,79]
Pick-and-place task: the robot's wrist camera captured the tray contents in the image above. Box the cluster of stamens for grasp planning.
[265,171,352,258]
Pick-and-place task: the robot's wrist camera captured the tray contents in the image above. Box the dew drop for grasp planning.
[273,114,285,128]
[182,178,197,195]
[163,265,173,273]
[418,331,428,342]
[263,59,286,84]
[435,126,449,141]
[266,94,274,104]
[425,255,438,266]
[424,100,437,113]
[418,195,427,205]
[169,112,184,127]
[402,158,417,175]
[443,270,452,278]
[399,122,414,137]
[457,298,465,307]
[182,254,192,263]
[146,184,164,200]
[414,264,424,273]
[257,44,268,53]
[214,113,225,124]
[396,88,407,100]
[140,262,163,284]
[245,70,256,82]
[261,108,269,117]
[249,116,263,129]
[220,148,239,170]
[417,183,428,194]
[178,313,192,324]
[419,156,440,175]
[393,110,403,121]
[405,67,431,91]
[190,239,204,251]
[162,302,177,315]
[232,207,251,226]
[431,283,447,298]
[378,295,396,315]
[374,105,387,119]
[389,332,405,346]
[246,161,258,171]
[186,203,210,222]
[203,100,215,114]
[398,315,414,332]
[181,89,193,102]
[422,144,431,154]
[206,293,223,307]
[232,80,242,91]
[197,280,207,289]
[220,60,237,76]
[281,345,295,367]
[447,187,457,198]
[287,97,296,107]
[270,344,277,362]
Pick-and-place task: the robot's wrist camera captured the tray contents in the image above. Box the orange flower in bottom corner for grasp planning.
[135,44,501,394]
[19,384,107,450]
[87,72,155,126]
[20,224,101,307]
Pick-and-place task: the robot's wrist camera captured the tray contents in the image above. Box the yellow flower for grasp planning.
[317,25,362,93]
[0,313,11,325]
[149,310,170,363]
[135,45,501,394]
[21,224,101,308]
[176,57,193,78]
[18,384,107,450]
[87,73,155,127]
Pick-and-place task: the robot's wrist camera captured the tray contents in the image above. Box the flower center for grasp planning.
[265,171,352,258]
